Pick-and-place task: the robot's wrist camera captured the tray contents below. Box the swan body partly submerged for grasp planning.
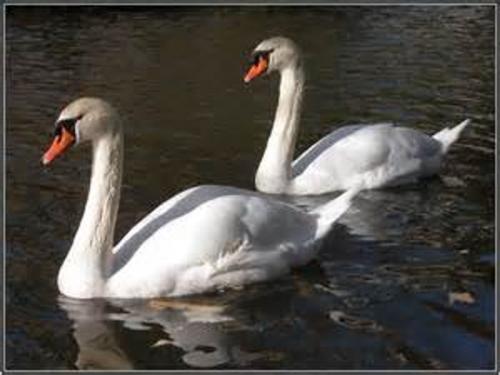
[244,36,470,195]
[42,98,358,299]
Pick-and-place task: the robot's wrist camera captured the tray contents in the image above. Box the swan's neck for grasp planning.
[256,64,304,193]
[58,130,123,298]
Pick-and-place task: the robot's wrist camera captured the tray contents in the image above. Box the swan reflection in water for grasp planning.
[58,293,264,370]
[279,176,459,243]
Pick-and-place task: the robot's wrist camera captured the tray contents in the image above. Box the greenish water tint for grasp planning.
[6,6,494,370]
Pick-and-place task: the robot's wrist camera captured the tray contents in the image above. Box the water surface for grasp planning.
[6,6,495,370]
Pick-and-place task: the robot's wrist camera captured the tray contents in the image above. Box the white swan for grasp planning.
[244,36,470,195]
[42,97,358,299]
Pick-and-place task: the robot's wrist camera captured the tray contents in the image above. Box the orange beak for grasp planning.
[244,56,269,83]
[42,127,76,165]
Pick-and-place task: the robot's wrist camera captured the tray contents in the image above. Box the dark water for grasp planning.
[6,6,495,370]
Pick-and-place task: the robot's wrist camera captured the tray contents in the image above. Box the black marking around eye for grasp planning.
[54,115,82,137]
[250,49,273,65]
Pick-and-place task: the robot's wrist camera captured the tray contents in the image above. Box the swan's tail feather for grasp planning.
[312,186,361,239]
[432,119,470,154]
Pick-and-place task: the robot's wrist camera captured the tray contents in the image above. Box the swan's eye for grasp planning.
[251,49,273,66]
[54,115,82,137]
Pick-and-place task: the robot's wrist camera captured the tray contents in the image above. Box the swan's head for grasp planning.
[244,36,301,83]
[42,97,120,165]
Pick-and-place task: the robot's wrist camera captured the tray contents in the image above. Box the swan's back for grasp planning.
[291,124,443,192]
[107,185,319,297]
